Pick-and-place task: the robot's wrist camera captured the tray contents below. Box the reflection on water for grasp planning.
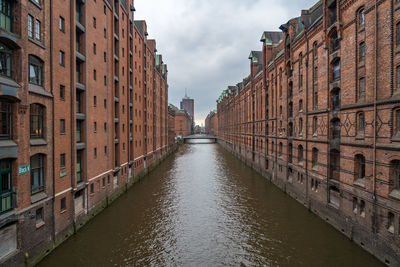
[39,144,382,267]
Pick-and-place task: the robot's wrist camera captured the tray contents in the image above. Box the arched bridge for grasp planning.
[183,134,218,144]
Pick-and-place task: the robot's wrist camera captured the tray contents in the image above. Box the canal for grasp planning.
[39,143,382,266]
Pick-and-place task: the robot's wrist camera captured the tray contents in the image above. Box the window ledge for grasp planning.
[354,178,366,188]
[28,37,45,49]
[29,84,53,98]
[355,134,365,140]
[389,189,400,201]
[391,136,400,142]
[29,0,43,10]
[30,138,47,146]
[31,192,47,204]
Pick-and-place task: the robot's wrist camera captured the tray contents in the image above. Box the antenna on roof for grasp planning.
[185,88,188,98]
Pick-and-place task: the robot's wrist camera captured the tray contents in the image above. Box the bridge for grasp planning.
[183,134,218,144]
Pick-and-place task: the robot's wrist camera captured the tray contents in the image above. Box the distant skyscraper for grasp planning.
[180,90,194,122]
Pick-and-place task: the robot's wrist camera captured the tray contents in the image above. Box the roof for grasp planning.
[260,31,284,45]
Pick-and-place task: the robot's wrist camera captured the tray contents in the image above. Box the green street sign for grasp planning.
[18,165,30,175]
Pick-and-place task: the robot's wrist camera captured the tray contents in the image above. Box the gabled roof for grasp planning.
[300,0,323,29]
[248,51,262,64]
[260,31,284,45]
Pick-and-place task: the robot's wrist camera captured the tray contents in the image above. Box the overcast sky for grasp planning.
[134,0,317,125]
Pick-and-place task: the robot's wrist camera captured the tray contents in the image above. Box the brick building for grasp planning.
[170,104,191,137]
[0,0,170,265]
[217,0,400,265]
[205,110,218,136]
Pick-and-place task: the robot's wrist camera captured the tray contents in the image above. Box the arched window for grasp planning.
[31,154,45,194]
[299,99,303,112]
[30,104,45,139]
[29,55,44,86]
[288,143,293,163]
[312,148,318,168]
[359,9,365,28]
[298,145,304,164]
[279,142,283,157]
[354,154,366,183]
[288,122,293,137]
[0,42,12,77]
[357,112,365,135]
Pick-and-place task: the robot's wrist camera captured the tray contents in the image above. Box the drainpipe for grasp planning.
[70,0,75,228]
[372,0,378,246]
[50,0,56,244]
[304,27,310,203]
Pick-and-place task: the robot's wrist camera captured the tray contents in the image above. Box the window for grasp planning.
[397,23,400,47]
[104,75,107,85]
[104,52,107,62]
[332,59,340,81]
[90,183,94,193]
[298,145,304,164]
[28,15,33,38]
[104,5,106,14]
[279,142,283,157]
[313,42,318,58]
[299,118,303,135]
[59,51,65,66]
[76,150,83,183]
[60,85,65,100]
[332,119,341,140]
[0,0,12,32]
[104,99,107,108]
[59,16,65,32]
[31,154,45,194]
[358,112,365,135]
[93,17,96,28]
[94,122,97,132]
[30,104,44,138]
[93,43,96,54]
[94,148,97,158]
[359,42,365,63]
[397,66,400,90]
[312,148,318,168]
[388,212,395,234]
[35,208,44,225]
[0,100,12,139]
[299,99,303,112]
[314,67,318,81]
[94,96,97,107]
[93,69,96,80]
[354,154,366,182]
[35,19,41,40]
[29,55,44,86]
[313,117,318,135]
[60,153,66,169]
[359,9,365,28]
[0,160,12,213]
[102,177,105,187]
[391,160,400,190]
[104,146,107,154]
[104,122,107,131]
[0,42,12,77]
[358,77,365,100]
[395,109,400,137]
[60,119,65,134]
[60,197,66,211]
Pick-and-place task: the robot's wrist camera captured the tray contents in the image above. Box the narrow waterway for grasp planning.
[39,143,382,266]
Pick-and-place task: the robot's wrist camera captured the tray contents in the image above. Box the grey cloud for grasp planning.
[134,0,317,125]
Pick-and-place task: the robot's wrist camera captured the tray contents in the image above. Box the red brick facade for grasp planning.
[0,0,171,265]
[217,0,400,265]
[205,111,218,136]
